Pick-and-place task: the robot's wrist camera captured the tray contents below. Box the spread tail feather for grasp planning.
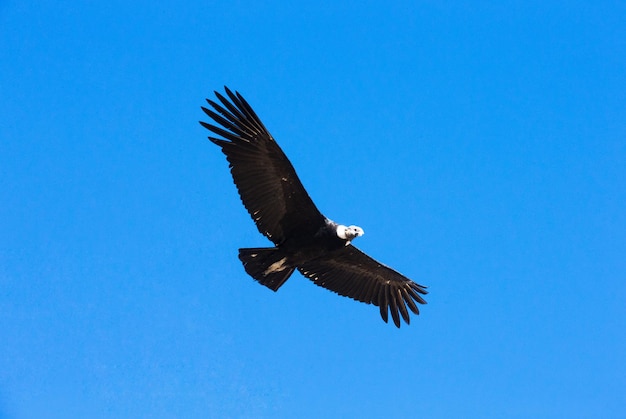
[238,247,295,291]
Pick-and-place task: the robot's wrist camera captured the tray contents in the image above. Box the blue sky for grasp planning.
[1,1,625,417]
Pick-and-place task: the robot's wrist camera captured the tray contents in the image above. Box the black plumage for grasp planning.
[200,87,427,327]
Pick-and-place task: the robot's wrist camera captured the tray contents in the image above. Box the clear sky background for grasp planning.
[1,1,625,418]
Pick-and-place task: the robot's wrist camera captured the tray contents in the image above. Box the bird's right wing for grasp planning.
[297,245,428,327]
[201,87,327,245]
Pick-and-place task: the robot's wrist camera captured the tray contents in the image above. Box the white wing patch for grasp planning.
[264,257,288,275]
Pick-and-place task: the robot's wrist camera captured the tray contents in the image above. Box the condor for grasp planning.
[200,88,427,327]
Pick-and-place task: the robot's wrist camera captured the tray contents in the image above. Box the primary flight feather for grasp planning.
[200,87,427,327]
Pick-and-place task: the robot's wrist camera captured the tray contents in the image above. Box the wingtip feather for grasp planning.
[389,287,401,328]
[397,288,411,325]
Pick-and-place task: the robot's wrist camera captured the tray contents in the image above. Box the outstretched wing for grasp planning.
[201,87,326,245]
[298,245,428,327]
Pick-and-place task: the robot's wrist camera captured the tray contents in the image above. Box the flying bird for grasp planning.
[200,87,427,327]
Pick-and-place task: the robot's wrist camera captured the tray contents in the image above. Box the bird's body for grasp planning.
[201,87,427,327]
[237,219,351,291]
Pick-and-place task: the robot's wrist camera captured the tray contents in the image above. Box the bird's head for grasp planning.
[336,224,364,242]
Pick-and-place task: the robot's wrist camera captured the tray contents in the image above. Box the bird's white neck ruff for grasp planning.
[337,225,348,240]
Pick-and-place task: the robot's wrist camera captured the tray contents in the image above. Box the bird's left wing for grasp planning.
[297,245,428,327]
[200,87,326,245]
